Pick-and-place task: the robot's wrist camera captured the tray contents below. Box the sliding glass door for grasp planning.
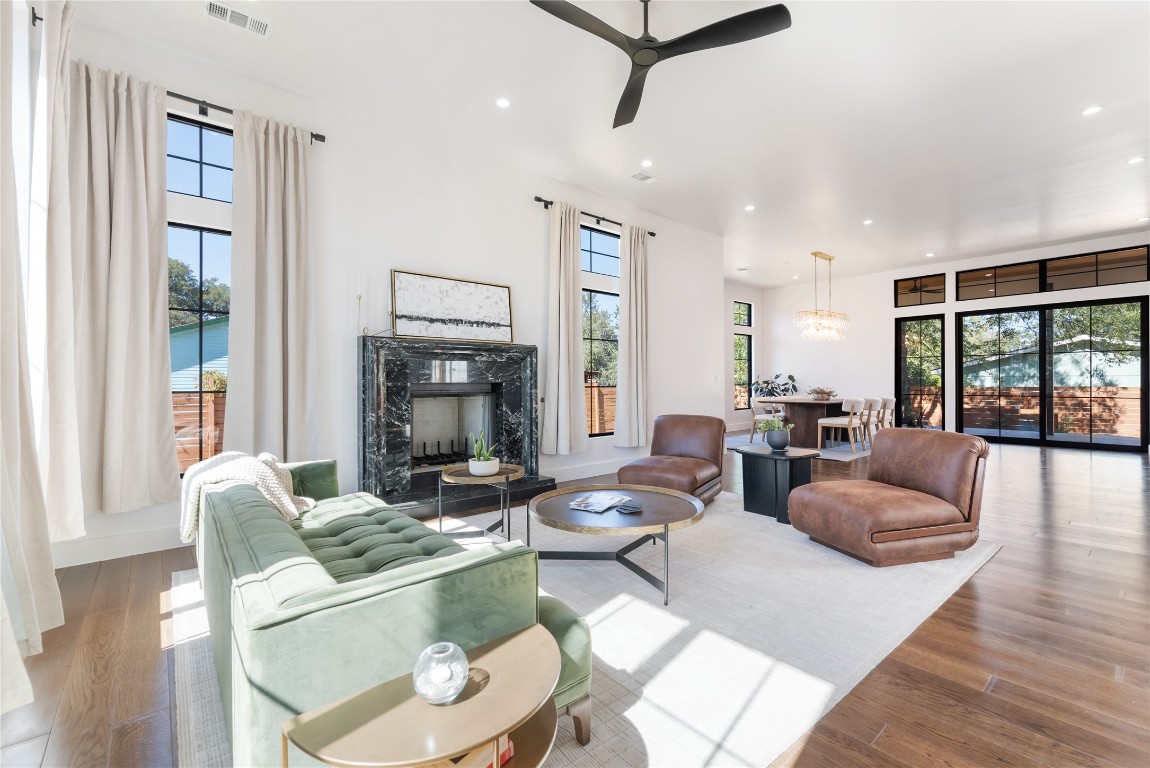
[895,316,944,429]
[958,297,1147,449]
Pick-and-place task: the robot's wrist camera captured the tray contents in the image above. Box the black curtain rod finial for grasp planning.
[533,195,553,210]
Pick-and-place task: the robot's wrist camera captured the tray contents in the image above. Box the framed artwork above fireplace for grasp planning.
[391,269,513,343]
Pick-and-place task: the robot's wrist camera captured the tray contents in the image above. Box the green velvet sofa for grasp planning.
[196,460,592,767]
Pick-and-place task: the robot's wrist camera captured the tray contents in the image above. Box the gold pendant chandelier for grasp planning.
[795,251,850,341]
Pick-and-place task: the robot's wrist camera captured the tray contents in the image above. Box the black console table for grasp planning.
[731,446,820,524]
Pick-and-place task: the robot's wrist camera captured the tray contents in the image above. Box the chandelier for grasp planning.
[795,251,850,341]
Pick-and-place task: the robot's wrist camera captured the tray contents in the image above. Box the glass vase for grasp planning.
[413,642,469,705]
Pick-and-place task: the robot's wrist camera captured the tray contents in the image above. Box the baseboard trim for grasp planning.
[541,458,632,483]
[51,526,185,568]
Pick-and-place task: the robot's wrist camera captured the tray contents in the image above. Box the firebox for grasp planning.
[410,383,495,473]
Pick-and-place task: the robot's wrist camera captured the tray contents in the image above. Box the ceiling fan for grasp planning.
[530,0,792,128]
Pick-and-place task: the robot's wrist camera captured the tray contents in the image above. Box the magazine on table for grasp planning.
[568,492,630,513]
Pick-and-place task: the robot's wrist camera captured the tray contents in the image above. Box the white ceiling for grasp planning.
[75,1,1150,286]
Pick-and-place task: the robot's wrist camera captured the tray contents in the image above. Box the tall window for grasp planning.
[895,316,944,428]
[734,334,752,410]
[583,290,619,436]
[167,114,233,472]
[958,297,1147,449]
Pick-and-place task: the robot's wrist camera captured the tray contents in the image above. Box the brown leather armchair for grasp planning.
[789,429,989,566]
[617,414,726,504]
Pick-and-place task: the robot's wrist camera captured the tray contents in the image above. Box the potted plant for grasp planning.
[807,386,837,401]
[756,417,794,452]
[468,431,500,476]
[751,373,798,399]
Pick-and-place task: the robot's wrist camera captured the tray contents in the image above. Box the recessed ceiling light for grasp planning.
[641,159,653,168]
[744,205,755,212]
[925,253,935,258]
[862,219,873,226]
[1129,156,1146,164]
[792,275,799,279]
[735,266,749,272]
[1139,216,1150,223]
[1082,105,1102,116]
[495,98,510,108]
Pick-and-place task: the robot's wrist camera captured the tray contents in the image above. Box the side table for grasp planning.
[438,464,525,540]
[731,446,819,524]
[282,624,561,768]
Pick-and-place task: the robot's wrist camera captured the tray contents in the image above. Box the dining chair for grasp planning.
[880,397,896,429]
[818,398,865,453]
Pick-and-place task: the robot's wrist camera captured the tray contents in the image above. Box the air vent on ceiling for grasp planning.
[631,171,657,183]
[204,1,272,37]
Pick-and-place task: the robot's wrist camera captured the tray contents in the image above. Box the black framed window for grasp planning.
[166,116,234,202]
[583,289,619,436]
[169,224,231,472]
[958,296,1147,450]
[894,274,945,307]
[580,226,620,277]
[957,246,1147,301]
[733,301,752,326]
[895,316,944,428]
[734,333,752,411]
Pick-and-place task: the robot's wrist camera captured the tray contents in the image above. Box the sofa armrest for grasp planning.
[284,459,340,500]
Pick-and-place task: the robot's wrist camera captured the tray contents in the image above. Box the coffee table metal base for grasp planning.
[534,525,672,605]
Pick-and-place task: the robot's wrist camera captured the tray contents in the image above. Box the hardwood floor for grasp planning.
[2,443,1146,767]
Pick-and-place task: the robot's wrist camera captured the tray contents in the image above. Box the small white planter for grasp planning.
[468,458,500,477]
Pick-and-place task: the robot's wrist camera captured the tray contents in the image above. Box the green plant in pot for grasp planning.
[751,373,798,399]
[468,431,500,476]
[757,417,794,452]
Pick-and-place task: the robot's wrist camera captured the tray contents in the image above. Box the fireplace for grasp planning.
[359,337,554,516]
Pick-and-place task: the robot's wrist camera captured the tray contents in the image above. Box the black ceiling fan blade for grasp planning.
[529,0,634,54]
[613,64,651,128]
[656,4,792,59]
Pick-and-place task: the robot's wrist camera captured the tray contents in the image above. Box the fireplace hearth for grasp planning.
[359,337,555,517]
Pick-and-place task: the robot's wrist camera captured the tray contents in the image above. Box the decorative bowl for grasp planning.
[413,642,469,705]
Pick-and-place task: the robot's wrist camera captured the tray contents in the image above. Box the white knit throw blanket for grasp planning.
[180,451,315,543]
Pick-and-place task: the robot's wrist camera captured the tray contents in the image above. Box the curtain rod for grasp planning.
[533,196,656,237]
[166,91,326,144]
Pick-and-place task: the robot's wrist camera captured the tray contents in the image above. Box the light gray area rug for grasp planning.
[173,492,997,767]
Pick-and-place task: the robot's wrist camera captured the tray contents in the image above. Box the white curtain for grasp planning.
[614,225,649,447]
[55,61,180,515]
[31,1,86,539]
[541,201,589,455]
[225,111,317,460]
[1,0,65,714]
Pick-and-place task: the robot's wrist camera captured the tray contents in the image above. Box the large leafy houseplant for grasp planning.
[751,373,798,399]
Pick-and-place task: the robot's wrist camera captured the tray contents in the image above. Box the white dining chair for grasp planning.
[818,398,865,453]
[879,397,896,429]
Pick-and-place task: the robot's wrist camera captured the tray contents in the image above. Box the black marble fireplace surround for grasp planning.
[359,336,555,518]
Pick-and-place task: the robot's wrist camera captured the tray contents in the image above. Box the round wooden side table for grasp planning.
[438,463,525,540]
[281,624,560,768]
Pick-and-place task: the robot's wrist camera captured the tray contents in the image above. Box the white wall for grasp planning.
[758,232,1149,435]
[53,25,726,566]
[723,280,766,431]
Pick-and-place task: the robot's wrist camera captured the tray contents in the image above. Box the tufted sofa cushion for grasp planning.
[291,492,464,583]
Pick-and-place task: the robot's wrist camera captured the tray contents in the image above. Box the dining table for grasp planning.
[755,397,845,449]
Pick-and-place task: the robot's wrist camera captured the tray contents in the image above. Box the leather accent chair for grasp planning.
[789,429,990,566]
[617,414,726,504]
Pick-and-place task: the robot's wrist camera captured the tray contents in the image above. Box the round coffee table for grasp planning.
[282,624,560,768]
[527,484,705,605]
